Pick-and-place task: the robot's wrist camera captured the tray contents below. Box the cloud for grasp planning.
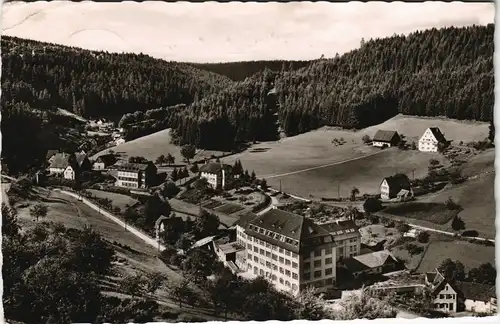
[2,1,494,62]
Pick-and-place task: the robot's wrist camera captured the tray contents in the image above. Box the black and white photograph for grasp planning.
[0,1,497,323]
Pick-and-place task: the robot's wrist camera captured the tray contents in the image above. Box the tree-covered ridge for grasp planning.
[1,36,232,118]
[276,24,494,135]
[190,60,312,81]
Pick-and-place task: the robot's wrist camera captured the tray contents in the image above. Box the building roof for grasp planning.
[428,127,447,143]
[382,174,411,190]
[232,211,259,228]
[95,153,117,166]
[74,153,88,166]
[49,153,72,169]
[190,235,217,250]
[321,219,359,236]
[373,130,399,143]
[456,281,496,302]
[155,215,171,229]
[46,149,59,160]
[397,189,410,197]
[345,250,398,273]
[215,241,245,255]
[112,161,151,172]
[245,208,332,254]
[199,162,232,174]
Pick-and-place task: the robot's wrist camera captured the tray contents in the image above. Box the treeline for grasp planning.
[190,60,312,81]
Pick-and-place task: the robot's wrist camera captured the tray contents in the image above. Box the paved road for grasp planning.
[256,196,280,215]
[54,188,166,251]
[260,150,385,179]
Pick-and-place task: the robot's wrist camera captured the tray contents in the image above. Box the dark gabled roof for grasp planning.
[95,153,117,166]
[49,153,72,169]
[373,130,399,143]
[245,208,332,254]
[46,149,59,160]
[456,281,496,302]
[428,127,447,143]
[232,211,259,228]
[112,161,151,172]
[382,174,411,190]
[321,220,359,236]
[343,257,371,273]
[352,250,398,269]
[74,153,89,166]
[199,162,232,174]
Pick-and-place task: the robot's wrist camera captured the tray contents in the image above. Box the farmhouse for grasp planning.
[237,208,337,295]
[110,161,157,189]
[320,220,361,260]
[418,127,447,152]
[93,153,117,170]
[372,130,401,148]
[199,162,233,190]
[424,270,459,313]
[380,173,412,200]
[342,250,400,278]
[455,281,497,314]
[49,153,77,179]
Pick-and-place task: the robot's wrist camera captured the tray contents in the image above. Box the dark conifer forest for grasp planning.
[1,24,494,172]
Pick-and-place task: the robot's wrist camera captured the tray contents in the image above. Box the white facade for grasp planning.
[418,128,442,152]
[380,179,390,200]
[116,170,141,188]
[373,141,392,148]
[63,166,76,180]
[432,283,458,313]
[464,298,497,314]
[236,227,336,296]
[49,167,65,175]
[200,171,219,189]
[115,138,126,146]
[93,162,106,171]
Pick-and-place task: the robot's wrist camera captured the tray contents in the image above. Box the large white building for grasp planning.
[110,161,157,189]
[418,127,447,152]
[236,208,337,295]
[199,162,233,190]
[320,220,361,260]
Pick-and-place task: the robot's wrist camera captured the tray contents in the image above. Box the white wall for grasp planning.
[464,299,495,313]
[380,179,390,200]
[432,283,458,313]
[373,141,391,148]
[418,128,439,152]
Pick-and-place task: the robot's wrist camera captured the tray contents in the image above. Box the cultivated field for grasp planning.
[225,115,487,198]
[416,239,495,273]
[87,189,139,210]
[92,128,226,165]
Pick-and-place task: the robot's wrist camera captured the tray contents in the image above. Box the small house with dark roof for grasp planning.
[372,130,401,148]
[418,127,447,152]
[321,220,361,260]
[110,161,157,189]
[380,173,412,200]
[48,153,78,180]
[239,207,337,295]
[199,162,233,190]
[93,153,117,171]
[424,269,459,313]
[342,250,400,278]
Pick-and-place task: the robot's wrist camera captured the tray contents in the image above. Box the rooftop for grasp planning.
[321,219,359,236]
[456,281,496,302]
[373,130,399,142]
[216,241,245,255]
[344,250,398,273]
[112,161,151,171]
[428,127,447,143]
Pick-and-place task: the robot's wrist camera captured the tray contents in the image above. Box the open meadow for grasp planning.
[87,188,139,210]
[92,128,226,165]
[225,115,488,198]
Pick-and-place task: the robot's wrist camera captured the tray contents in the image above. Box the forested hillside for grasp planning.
[190,60,312,81]
[1,24,494,170]
[170,24,494,146]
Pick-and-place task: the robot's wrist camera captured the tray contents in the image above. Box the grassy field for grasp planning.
[92,128,226,164]
[416,239,495,273]
[359,224,401,247]
[214,203,244,215]
[87,189,139,210]
[383,202,458,225]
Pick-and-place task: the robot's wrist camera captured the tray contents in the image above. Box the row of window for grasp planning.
[248,246,299,268]
[118,171,138,178]
[118,176,139,182]
[248,253,299,278]
[438,294,456,300]
[249,225,300,247]
[304,247,333,260]
[303,257,333,270]
[302,268,333,281]
[251,266,299,290]
[247,239,299,259]
[119,181,138,188]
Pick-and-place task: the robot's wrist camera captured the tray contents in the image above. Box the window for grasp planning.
[248,253,252,259]
[272,254,278,261]
[314,249,322,257]
[325,257,332,265]
[279,257,284,264]
[247,243,252,249]
[254,256,258,262]
[279,248,284,254]
[304,262,310,269]
[285,250,291,256]
[439,294,444,299]
[292,262,298,269]
[285,270,291,277]
[325,268,333,275]
[259,248,264,255]
[326,278,334,285]
[325,247,332,255]
[253,246,258,253]
[314,270,322,278]
[314,260,321,268]
[260,269,264,275]
[285,259,291,266]
[279,267,284,274]
[292,273,298,280]
[265,251,271,258]
[280,278,284,284]
[302,272,311,280]
[266,261,271,268]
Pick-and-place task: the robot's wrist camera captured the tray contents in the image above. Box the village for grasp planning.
[15,123,495,319]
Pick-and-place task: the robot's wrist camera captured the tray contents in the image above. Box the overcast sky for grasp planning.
[2,1,495,62]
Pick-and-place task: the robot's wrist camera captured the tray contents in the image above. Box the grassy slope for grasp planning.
[87,189,139,211]
[91,128,226,164]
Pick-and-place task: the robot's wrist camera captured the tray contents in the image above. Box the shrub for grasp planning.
[363,198,383,213]
[417,231,430,243]
[362,135,371,144]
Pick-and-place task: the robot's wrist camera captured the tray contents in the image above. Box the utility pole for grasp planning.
[279,180,282,193]
[338,183,340,199]
[412,169,415,181]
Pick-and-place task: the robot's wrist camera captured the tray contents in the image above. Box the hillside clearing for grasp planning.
[87,189,139,210]
[92,128,226,165]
